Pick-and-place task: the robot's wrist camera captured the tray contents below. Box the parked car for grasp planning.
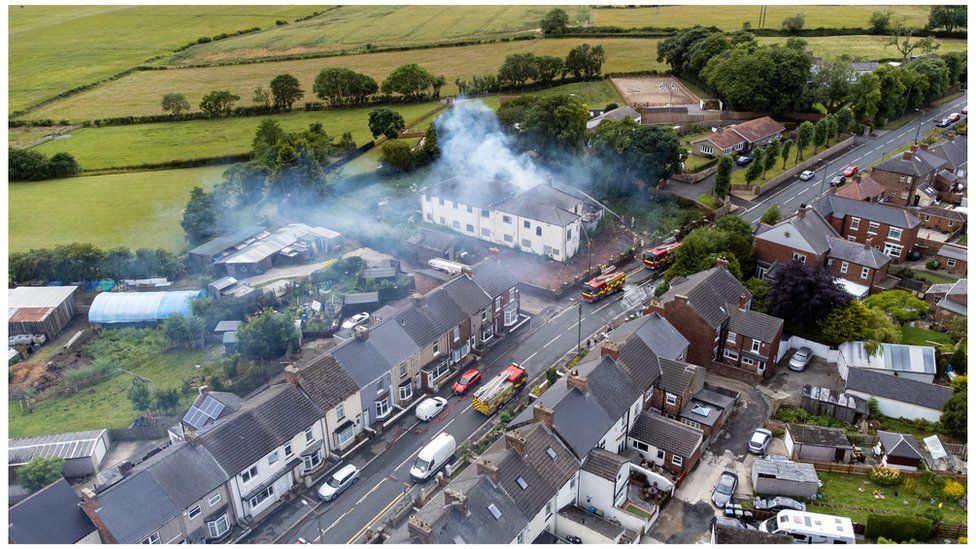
[948,112,962,122]
[749,428,773,454]
[841,165,858,177]
[937,118,952,128]
[415,397,448,422]
[754,496,807,513]
[410,432,457,482]
[829,175,846,186]
[318,463,360,501]
[735,154,754,166]
[713,516,757,531]
[963,105,968,115]
[789,347,813,372]
[908,250,922,261]
[712,471,739,508]
[453,368,482,395]
[799,170,816,181]
[340,312,370,330]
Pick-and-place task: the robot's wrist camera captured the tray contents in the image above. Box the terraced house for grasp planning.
[869,145,946,206]
[813,194,921,262]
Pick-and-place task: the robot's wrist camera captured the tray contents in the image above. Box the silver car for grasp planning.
[799,170,816,181]
[753,496,806,513]
[749,428,773,454]
[712,471,738,508]
[318,463,359,501]
[789,347,813,371]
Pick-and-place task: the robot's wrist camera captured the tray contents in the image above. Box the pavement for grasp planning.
[738,93,968,224]
[243,260,664,544]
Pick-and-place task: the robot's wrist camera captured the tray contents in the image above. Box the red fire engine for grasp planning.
[581,269,626,303]
[642,241,682,270]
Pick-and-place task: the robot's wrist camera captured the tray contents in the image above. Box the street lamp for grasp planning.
[817,159,830,196]
[577,227,593,352]
[912,108,925,144]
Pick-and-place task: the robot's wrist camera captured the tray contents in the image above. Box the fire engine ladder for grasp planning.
[473,373,510,405]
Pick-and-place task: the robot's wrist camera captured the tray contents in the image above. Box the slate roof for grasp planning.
[95,442,228,544]
[657,358,701,396]
[729,116,787,143]
[849,61,880,73]
[919,206,967,222]
[197,382,323,474]
[213,320,242,333]
[938,244,967,261]
[813,194,922,230]
[330,317,419,387]
[421,176,520,209]
[928,136,968,171]
[581,448,629,481]
[294,353,359,412]
[755,208,837,255]
[495,184,582,227]
[630,412,703,459]
[727,307,783,343]
[660,266,751,328]
[835,175,886,201]
[9,478,97,544]
[786,423,850,448]
[827,237,891,269]
[845,368,953,410]
[878,431,924,460]
[470,258,519,298]
[559,505,626,539]
[874,148,946,177]
[697,128,748,150]
[609,313,688,392]
[586,106,642,129]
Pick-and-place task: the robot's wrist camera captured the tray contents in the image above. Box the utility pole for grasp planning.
[818,160,830,196]
[913,108,925,144]
[577,229,593,352]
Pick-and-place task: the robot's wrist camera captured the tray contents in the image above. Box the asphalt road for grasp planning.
[739,93,969,224]
[284,263,661,544]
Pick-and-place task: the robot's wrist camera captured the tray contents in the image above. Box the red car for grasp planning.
[948,112,962,123]
[841,165,859,178]
[963,105,968,115]
[453,368,482,395]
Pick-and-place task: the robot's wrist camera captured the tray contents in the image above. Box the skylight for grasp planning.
[692,404,712,417]
[487,503,502,520]
[516,476,528,490]
[546,447,557,460]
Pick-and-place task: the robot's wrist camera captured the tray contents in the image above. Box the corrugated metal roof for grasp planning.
[9,429,106,465]
[840,341,936,375]
[8,286,78,309]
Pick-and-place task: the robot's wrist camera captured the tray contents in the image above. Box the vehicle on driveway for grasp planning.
[948,112,962,122]
[453,368,482,395]
[735,154,754,166]
[829,175,845,186]
[799,170,816,181]
[841,165,858,177]
[341,312,370,330]
[415,396,448,422]
[789,347,813,371]
[712,471,739,508]
[713,516,757,531]
[754,496,807,513]
[759,510,855,544]
[318,463,360,501]
[937,118,952,128]
[749,428,773,454]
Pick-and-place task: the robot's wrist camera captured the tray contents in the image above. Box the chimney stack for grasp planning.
[436,471,449,489]
[407,515,434,544]
[738,294,747,310]
[567,370,589,393]
[476,458,499,483]
[600,339,619,360]
[80,488,117,544]
[444,488,469,516]
[919,143,928,151]
[488,247,501,260]
[674,294,689,306]
[715,257,729,269]
[796,204,808,219]
[354,324,369,342]
[532,403,554,429]
[505,430,527,456]
[284,365,300,386]
[410,292,424,305]
[902,150,913,161]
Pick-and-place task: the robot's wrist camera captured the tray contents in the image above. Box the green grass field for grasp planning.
[25,35,966,122]
[813,471,967,526]
[9,166,225,253]
[732,137,843,185]
[901,325,953,347]
[8,5,318,112]
[33,102,441,171]
[168,5,590,66]
[590,5,934,32]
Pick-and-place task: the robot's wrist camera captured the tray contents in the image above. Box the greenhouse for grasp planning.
[88,290,204,326]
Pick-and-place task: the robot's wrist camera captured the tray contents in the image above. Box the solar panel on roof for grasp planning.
[199,396,225,419]
[183,406,208,430]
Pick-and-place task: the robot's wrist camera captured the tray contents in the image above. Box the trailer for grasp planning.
[581,269,626,303]
[472,364,527,415]
[642,241,682,270]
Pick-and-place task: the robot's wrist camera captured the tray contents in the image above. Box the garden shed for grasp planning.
[8,285,79,338]
[88,290,203,327]
[751,459,821,499]
[784,423,854,463]
[9,429,111,478]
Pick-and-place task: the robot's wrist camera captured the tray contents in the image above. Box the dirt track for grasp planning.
[611,76,699,108]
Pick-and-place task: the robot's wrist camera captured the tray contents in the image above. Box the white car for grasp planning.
[749,428,773,454]
[415,397,448,422]
[799,170,816,181]
[789,347,813,372]
[340,312,370,330]
[318,463,359,501]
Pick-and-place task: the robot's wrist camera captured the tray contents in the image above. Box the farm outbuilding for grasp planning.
[8,285,79,338]
[88,290,203,327]
[784,423,854,463]
[9,429,111,478]
[751,459,821,499]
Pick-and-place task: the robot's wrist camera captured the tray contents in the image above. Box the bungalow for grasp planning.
[586,105,642,130]
[937,244,967,276]
[845,367,953,422]
[689,116,786,157]
[837,341,937,383]
[784,423,853,463]
[627,411,704,480]
[876,431,925,471]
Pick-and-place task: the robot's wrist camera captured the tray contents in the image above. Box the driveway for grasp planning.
[763,353,844,406]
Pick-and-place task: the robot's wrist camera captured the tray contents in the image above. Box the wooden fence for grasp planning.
[933,522,967,540]
[945,443,967,461]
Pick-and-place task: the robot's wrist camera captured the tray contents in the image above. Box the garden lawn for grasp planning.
[731,139,841,185]
[682,154,717,172]
[9,165,224,252]
[909,268,959,285]
[525,79,623,109]
[8,347,217,438]
[9,5,318,112]
[813,472,967,526]
[696,194,720,209]
[901,326,953,347]
[590,5,932,31]
[33,102,440,170]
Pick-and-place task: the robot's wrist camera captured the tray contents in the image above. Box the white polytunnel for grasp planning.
[88,290,204,326]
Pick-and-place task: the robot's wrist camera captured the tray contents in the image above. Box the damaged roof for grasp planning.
[495,184,582,227]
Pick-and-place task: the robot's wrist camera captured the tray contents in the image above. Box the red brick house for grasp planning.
[649,359,705,419]
[825,237,892,296]
[928,135,967,203]
[689,116,786,157]
[936,244,967,276]
[835,173,885,202]
[868,145,946,206]
[812,194,921,263]
[720,298,784,376]
[915,206,966,233]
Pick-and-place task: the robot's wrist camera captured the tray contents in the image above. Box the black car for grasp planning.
[829,175,846,186]
[735,154,753,166]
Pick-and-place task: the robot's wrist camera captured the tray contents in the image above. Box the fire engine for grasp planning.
[580,269,626,303]
[472,364,528,415]
[642,241,682,270]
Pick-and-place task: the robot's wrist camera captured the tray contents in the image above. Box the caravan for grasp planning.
[758,510,855,544]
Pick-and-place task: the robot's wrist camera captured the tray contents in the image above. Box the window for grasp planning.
[305,427,314,443]
[535,226,542,237]
[925,214,930,221]
[632,440,650,452]
[751,339,761,353]
[375,398,390,418]
[466,206,472,213]
[521,238,531,247]
[734,142,744,151]
[248,486,274,509]
[949,220,954,227]
[481,309,488,321]
[438,198,444,205]
[847,236,857,242]
[399,383,412,401]
[452,221,460,230]
[466,224,474,233]
[665,393,678,406]
[840,261,849,274]
[336,424,355,446]
[208,492,222,507]
[336,403,346,422]
[481,228,491,237]
[424,195,431,202]
[860,266,870,279]
[481,209,489,218]
[188,505,202,519]
[509,287,516,301]
[701,145,714,155]
[302,450,322,472]
[241,465,258,483]
[452,201,458,209]
[570,476,576,489]
[516,476,528,490]
[517,532,525,544]
[947,258,957,267]
[888,227,903,241]
[545,502,553,517]
[143,532,161,544]
[504,234,513,243]
[430,360,451,380]
[726,331,736,343]
[671,455,684,467]
[284,443,293,458]
[267,451,279,466]
[792,252,806,263]
[657,449,665,460]
[504,301,518,327]
[503,215,512,224]
[206,513,230,539]
[867,222,880,235]
[439,216,445,225]
[883,243,903,258]
[453,325,461,342]
[399,364,407,378]
[425,213,432,222]
[523,220,531,229]
[850,217,860,230]
[433,341,439,355]
[742,356,755,366]
[723,348,739,361]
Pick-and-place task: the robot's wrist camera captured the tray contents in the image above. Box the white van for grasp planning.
[410,432,456,482]
[758,510,855,544]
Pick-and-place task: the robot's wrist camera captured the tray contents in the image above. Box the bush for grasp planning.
[918,506,943,525]
[942,479,966,501]
[17,456,65,492]
[926,259,939,270]
[865,513,933,542]
[869,466,903,486]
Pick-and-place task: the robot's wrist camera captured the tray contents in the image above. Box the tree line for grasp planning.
[9,243,184,284]
[9,148,80,181]
[455,44,607,96]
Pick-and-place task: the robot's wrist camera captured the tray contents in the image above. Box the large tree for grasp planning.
[795,121,814,161]
[863,290,929,323]
[941,378,966,438]
[498,53,540,88]
[18,457,64,493]
[540,8,570,35]
[744,148,764,184]
[928,5,967,34]
[808,57,854,111]
[779,138,794,168]
[869,10,892,34]
[850,72,882,127]
[564,43,606,79]
[664,214,755,281]
[713,155,733,199]
[180,186,220,245]
[591,118,684,188]
[237,308,298,359]
[199,90,240,117]
[381,63,434,98]
[161,93,190,115]
[368,108,406,139]
[380,140,419,172]
[269,73,304,110]
[767,260,850,330]
[908,57,951,104]
[885,22,939,62]
[498,94,588,152]
[313,67,378,105]
[781,13,805,34]
[701,42,812,113]
[656,25,714,75]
